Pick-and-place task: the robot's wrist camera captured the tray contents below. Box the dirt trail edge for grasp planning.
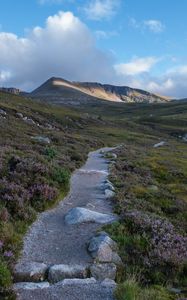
[14,147,119,300]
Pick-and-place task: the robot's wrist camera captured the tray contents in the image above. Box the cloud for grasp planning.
[115,57,159,76]
[84,0,120,20]
[0,11,114,91]
[144,20,165,33]
[129,18,165,34]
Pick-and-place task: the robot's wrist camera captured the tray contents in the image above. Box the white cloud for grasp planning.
[115,57,159,76]
[129,18,165,34]
[144,20,165,33]
[0,11,114,91]
[84,0,120,20]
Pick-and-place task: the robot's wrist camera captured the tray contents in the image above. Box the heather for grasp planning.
[0,91,187,299]
[106,138,187,298]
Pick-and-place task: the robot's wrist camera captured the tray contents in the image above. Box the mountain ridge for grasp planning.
[30,77,170,105]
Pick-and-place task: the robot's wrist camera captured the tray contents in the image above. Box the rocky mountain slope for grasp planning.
[30,77,170,105]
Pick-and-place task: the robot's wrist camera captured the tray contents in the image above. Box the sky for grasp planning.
[0,0,187,98]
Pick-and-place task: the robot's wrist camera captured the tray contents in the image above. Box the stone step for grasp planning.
[13,278,116,300]
[48,264,89,283]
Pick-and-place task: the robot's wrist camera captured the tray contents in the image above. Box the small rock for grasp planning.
[105,181,115,191]
[147,185,159,192]
[90,263,117,280]
[14,262,48,282]
[0,109,7,115]
[48,264,88,283]
[16,112,23,118]
[153,141,166,148]
[13,282,50,290]
[65,207,118,225]
[31,136,51,144]
[105,189,115,199]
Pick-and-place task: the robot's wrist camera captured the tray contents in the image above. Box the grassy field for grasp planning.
[0,92,186,299]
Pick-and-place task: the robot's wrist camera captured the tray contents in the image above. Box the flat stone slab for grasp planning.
[90,263,117,280]
[14,282,50,290]
[48,264,88,283]
[14,262,48,282]
[65,207,118,225]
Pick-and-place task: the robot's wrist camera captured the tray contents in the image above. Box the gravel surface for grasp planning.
[14,148,117,300]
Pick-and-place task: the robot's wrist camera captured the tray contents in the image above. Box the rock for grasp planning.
[48,264,88,283]
[13,282,50,290]
[90,263,117,280]
[31,136,51,144]
[183,134,187,142]
[16,112,23,118]
[105,181,115,191]
[112,252,122,265]
[14,262,48,282]
[23,116,36,125]
[147,185,159,192]
[153,141,166,148]
[88,232,121,265]
[65,207,118,225]
[105,189,115,199]
[0,109,7,115]
[101,279,117,287]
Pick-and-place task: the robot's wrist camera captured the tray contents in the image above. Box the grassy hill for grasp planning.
[0,91,186,299]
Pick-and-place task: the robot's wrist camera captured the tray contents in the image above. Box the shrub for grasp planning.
[44,147,57,160]
[52,167,70,190]
[0,259,12,288]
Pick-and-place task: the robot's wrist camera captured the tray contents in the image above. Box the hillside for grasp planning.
[30,77,169,105]
[0,91,186,299]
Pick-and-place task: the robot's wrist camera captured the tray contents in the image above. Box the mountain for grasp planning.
[30,77,170,105]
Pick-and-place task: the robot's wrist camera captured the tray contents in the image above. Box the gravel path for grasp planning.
[14,148,117,300]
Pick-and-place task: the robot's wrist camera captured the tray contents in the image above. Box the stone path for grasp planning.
[14,148,119,300]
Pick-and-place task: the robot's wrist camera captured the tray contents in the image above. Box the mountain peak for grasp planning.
[31,76,170,105]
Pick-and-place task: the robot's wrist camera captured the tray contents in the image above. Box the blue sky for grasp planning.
[0,0,187,97]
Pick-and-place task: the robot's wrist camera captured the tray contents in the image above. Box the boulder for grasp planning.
[65,207,118,225]
[13,282,50,290]
[48,264,88,283]
[90,263,117,280]
[14,262,48,282]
